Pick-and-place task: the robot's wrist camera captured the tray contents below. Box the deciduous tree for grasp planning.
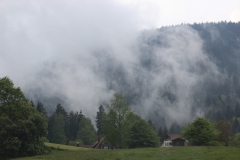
[0,77,48,158]
[182,117,218,145]
[215,120,232,146]
[128,115,159,148]
[77,117,97,145]
[230,133,240,147]
[103,93,131,148]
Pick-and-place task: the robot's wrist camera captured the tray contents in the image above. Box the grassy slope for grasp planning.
[15,143,240,160]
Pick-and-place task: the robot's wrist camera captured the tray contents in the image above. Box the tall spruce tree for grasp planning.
[51,114,66,144]
[169,122,181,134]
[48,104,69,143]
[36,101,48,118]
[30,100,36,108]
[54,104,69,142]
[68,111,78,141]
[47,115,54,142]
[158,126,164,139]
[232,118,240,134]
[95,105,105,136]
[148,119,156,131]
[68,110,84,141]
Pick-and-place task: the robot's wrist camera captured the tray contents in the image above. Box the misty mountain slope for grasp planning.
[23,22,240,129]
[191,22,240,74]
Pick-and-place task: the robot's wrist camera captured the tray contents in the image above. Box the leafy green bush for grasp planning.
[230,133,240,147]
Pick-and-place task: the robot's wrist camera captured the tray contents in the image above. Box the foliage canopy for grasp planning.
[0,77,48,158]
[103,93,131,148]
[77,117,97,145]
[103,93,159,148]
[128,114,159,148]
[182,117,218,146]
[214,120,232,146]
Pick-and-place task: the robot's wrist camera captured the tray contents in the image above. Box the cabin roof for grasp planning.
[91,137,105,149]
[166,134,184,140]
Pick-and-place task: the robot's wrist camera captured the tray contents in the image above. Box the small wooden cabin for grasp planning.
[162,134,186,147]
[91,137,116,149]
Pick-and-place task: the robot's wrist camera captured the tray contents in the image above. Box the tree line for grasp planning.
[24,92,240,148]
[34,93,160,148]
[0,76,160,157]
[181,117,240,147]
[2,76,240,159]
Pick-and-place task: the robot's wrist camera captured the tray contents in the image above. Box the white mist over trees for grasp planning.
[1,0,240,130]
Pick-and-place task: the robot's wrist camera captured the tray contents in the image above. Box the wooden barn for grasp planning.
[162,134,187,147]
[91,137,116,149]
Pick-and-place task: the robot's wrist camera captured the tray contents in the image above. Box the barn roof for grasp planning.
[91,137,105,149]
[167,134,185,140]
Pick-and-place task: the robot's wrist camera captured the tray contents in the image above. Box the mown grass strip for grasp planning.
[15,143,240,160]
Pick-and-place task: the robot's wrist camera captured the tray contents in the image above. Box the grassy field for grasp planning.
[15,143,240,160]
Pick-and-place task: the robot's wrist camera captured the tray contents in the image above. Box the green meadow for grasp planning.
[15,142,240,160]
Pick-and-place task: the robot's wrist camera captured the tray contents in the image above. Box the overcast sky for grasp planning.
[0,0,239,122]
[116,0,240,28]
[0,0,240,29]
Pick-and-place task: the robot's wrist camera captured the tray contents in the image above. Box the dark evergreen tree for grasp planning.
[54,104,69,142]
[163,126,168,139]
[78,110,84,122]
[232,118,240,134]
[51,114,66,144]
[157,126,164,139]
[224,105,233,121]
[95,105,105,136]
[47,104,70,143]
[148,119,156,131]
[36,101,48,118]
[169,122,181,134]
[68,110,84,141]
[68,111,77,141]
[215,111,225,122]
[30,100,36,108]
[234,103,240,118]
[47,115,54,142]
[54,103,68,116]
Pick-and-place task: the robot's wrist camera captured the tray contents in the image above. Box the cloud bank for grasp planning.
[0,0,222,126]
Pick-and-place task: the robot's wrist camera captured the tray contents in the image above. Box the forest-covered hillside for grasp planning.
[26,21,240,134]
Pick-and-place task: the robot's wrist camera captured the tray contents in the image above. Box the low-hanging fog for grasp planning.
[0,0,224,127]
